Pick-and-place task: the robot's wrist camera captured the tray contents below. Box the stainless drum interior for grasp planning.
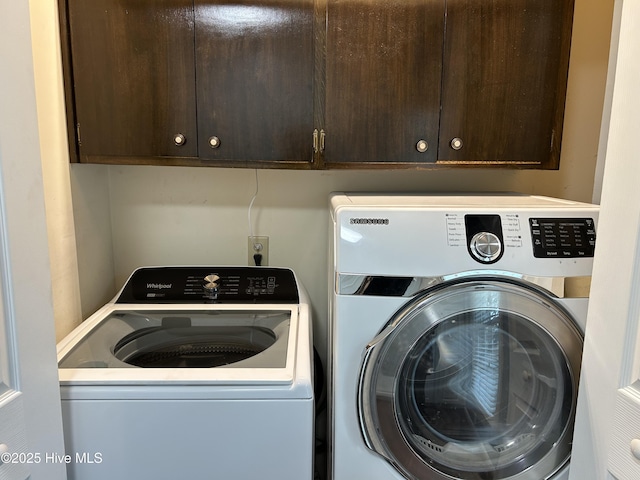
[114,325,276,368]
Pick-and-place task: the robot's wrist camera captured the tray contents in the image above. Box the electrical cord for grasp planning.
[247,169,259,240]
[247,169,262,266]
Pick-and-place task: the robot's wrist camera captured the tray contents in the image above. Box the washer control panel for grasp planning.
[116,266,299,303]
[530,218,596,258]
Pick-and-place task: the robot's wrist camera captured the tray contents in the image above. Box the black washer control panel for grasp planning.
[116,267,299,304]
[529,218,596,258]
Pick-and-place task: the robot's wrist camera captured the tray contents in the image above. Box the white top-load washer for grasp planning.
[57,266,314,480]
[328,193,598,480]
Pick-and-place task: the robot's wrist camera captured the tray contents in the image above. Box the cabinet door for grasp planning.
[438,0,573,167]
[195,0,314,165]
[68,0,197,159]
[324,0,444,166]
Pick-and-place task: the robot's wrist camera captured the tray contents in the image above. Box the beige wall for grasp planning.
[30,0,82,341]
[30,0,614,350]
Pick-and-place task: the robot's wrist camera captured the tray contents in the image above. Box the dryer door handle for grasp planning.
[364,326,396,351]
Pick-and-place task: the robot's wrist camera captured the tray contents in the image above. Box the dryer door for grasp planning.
[359,279,583,480]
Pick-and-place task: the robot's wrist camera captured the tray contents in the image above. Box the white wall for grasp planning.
[29,0,614,356]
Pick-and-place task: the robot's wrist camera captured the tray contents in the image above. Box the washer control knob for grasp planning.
[203,274,220,300]
[470,232,502,263]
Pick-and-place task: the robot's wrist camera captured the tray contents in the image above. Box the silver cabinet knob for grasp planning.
[416,140,429,153]
[208,136,221,149]
[450,137,463,150]
[173,133,186,146]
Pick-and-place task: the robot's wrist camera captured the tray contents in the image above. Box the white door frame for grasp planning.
[0,0,66,478]
[570,0,640,479]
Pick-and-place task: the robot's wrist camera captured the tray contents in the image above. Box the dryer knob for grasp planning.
[470,232,502,263]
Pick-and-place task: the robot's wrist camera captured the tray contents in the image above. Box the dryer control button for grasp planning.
[470,232,502,262]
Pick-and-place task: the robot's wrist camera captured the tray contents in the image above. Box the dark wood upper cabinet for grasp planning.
[67,0,198,159]
[59,0,574,169]
[438,0,574,167]
[63,0,314,167]
[195,0,314,166]
[322,0,573,168]
[324,0,445,167]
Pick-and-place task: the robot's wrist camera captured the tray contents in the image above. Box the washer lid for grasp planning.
[359,279,583,480]
[59,308,292,375]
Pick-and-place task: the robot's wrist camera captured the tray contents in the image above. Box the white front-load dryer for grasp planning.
[57,266,314,480]
[328,194,598,480]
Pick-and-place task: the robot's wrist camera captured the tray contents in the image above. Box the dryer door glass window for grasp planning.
[359,280,583,480]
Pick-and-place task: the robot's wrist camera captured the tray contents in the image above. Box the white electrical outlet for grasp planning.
[248,236,269,266]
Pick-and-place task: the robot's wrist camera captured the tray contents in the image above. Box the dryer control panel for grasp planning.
[116,267,299,303]
[529,218,596,258]
[463,214,597,263]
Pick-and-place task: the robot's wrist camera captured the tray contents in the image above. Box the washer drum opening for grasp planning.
[114,326,276,368]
